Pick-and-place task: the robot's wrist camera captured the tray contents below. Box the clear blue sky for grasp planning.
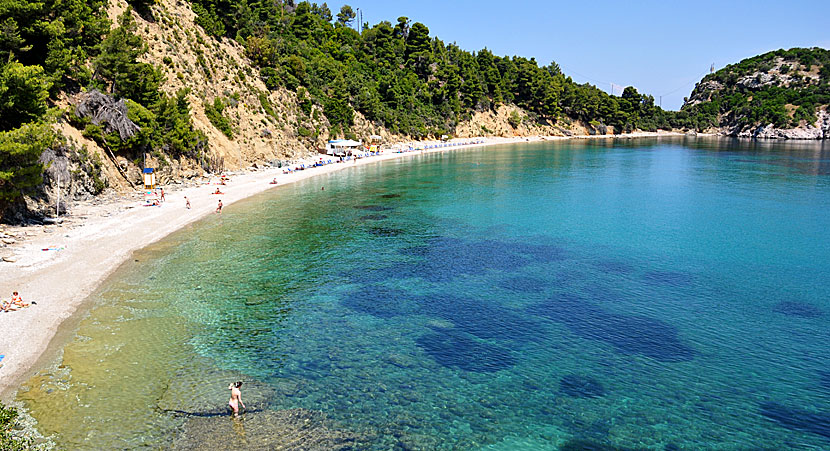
[342,0,830,110]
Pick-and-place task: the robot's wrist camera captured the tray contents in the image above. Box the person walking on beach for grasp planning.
[216,199,223,213]
[160,188,165,202]
[228,381,245,416]
[185,196,191,209]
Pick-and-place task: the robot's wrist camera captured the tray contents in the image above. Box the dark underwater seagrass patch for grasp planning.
[415,329,516,373]
[559,374,606,398]
[528,293,695,362]
[772,301,823,319]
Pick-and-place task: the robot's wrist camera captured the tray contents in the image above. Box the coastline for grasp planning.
[0,131,685,401]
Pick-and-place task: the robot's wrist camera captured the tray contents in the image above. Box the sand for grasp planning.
[0,132,684,400]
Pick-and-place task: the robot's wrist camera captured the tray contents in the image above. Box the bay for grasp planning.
[19,137,830,449]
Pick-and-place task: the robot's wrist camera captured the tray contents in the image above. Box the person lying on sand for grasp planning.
[213,188,224,195]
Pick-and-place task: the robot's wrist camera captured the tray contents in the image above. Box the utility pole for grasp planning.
[659,95,662,108]
[56,172,60,218]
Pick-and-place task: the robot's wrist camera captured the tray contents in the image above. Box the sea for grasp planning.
[17,137,830,449]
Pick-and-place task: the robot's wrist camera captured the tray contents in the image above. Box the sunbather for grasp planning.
[11,291,28,308]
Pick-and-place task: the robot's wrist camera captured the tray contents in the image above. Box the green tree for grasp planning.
[0,122,55,210]
[405,22,431,76]
[336,5,355,26]
[93,9,162,105]
[0,61,51,131]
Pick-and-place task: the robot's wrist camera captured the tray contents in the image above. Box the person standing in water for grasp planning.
[228,381,245,416]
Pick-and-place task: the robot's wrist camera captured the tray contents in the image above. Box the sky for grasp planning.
[341,0,830,110]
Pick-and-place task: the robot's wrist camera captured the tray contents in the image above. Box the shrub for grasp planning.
[204,97,234,138]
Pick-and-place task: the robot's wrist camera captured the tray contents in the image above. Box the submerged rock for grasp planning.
[172,407,367,450]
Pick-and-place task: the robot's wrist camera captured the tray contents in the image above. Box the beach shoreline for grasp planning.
[0,131,686,401]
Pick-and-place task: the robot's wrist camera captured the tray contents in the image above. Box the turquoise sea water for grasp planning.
[19,137,830,449]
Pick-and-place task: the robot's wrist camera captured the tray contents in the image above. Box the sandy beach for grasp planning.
[0,131,684,400]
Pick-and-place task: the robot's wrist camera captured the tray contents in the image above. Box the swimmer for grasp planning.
[228,381,245,416]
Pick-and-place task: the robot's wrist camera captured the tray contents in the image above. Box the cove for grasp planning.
[17,137,830,449]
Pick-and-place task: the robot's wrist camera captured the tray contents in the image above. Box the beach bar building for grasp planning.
[325,139,363,157]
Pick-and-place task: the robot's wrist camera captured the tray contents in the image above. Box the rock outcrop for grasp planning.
[682,48,829,139]
[735,108,830,139]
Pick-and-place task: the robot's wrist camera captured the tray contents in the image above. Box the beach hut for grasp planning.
[143,168,156,189]
[326,139,363,157]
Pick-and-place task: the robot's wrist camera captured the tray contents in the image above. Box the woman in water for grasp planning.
[228,381,245,416]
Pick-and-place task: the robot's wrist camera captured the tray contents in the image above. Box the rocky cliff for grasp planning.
[681,48,830,139]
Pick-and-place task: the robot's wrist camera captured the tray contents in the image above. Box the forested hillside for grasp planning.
[679,48,830,138]
[190,0,673,138]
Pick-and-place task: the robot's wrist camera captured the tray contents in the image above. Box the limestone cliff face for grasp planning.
[682,49,830,139]
[734,108,829,139]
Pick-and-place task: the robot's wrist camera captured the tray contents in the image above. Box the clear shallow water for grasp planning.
[19,137,830,449]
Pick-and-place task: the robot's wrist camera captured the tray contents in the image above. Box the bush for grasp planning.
[204,97,234,139]
[258,93,277,119]
[507,110,522,128]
